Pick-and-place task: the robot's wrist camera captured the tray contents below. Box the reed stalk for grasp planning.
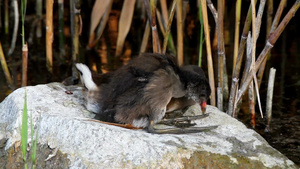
[21,0,28,86]
[200,0,216,106]
[266,68,276,128]
[257,0,285,88]
[249,81,255,128]
[156,10,166,36]
[217,0,225,111]
[8,0,19,56]
[162,0,177,54]
[140,21,150,53]
[0,42,14,88]
[233,0,241,72]
[176,0,183,65]
[144,0,161,53]
[249,0,264,119]
[36,0,42,38]
[70,0,81,78]
[58,0,65,57]
[228,1,255,116]
[198,0,204,67]
[206,0,218,23]
[160,0,168,23]
[4,0,9,35]
[22,44,28,87]
[46,0,53,74]
[150,0,161,53]
[236,0,300,106]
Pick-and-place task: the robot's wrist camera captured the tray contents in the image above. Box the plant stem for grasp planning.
[198,0,204,67]
[58,0,65,57]
[233,0,241,73]
[266,68,276,127]
[257,0,285,88]
[0,42,14,89]
[200,0,216,106]
[217,0,225,111]
[22,44,28,86]
[236,0,300,105]
[140,21,150,53]
[46,0,53,74]
[177,0,183,65]
[70,0,81,79]
[8,0,19,56]
[36,0,42,38]
[4,0,9,35]
[228,1,256,116]
[162,0,177,54]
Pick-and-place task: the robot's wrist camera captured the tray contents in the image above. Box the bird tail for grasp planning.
[75,63,98,91]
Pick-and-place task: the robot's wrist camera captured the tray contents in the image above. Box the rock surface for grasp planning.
[0,83,298,169]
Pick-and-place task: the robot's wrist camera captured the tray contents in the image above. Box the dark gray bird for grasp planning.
[76,53,215,134]
[167,65,211,114]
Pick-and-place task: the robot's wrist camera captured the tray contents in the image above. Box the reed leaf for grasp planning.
[88,1,113,49]
[21,89,28,169]
[89,0,111,45]
[115,0,136,56]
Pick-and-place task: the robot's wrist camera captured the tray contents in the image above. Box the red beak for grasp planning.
[200,101,207,114]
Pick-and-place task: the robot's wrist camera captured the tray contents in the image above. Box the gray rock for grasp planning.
[0,83,297,169]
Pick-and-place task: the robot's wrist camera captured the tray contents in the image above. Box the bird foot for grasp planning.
[147,125,218,134]
[148,113,218,134]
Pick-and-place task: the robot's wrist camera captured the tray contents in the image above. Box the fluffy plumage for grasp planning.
[76,53,211,129]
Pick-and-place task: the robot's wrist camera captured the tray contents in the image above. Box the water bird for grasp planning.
[76,53,216,134]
